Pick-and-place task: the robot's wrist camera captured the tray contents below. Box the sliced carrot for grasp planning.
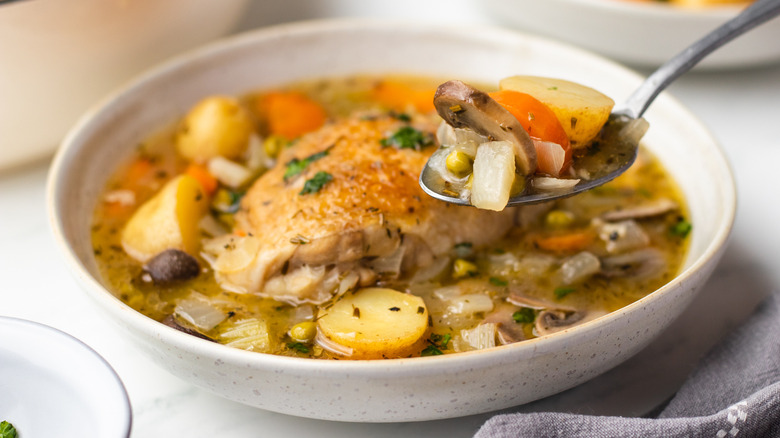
[260,92,327,139]
[534,231,593,253]
[102,199,131,218]
[185,163,218,196]
[124,158,153,186]
[490,90,572,175]
[373,80,436,114]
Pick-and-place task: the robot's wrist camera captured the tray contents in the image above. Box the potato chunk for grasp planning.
[176,96,255,161]
[499,76,614,148]
[317,288,429,359]
[121,175,209,262]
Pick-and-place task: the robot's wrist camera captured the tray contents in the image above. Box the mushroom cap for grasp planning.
[433,80,537,175]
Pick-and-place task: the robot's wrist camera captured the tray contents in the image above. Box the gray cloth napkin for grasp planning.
[476,292,780,438]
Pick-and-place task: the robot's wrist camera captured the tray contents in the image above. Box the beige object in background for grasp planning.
[0,0,248,170]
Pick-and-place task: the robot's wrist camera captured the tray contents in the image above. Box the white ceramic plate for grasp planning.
[48,20,735,422]
[0,317,131,437]
[481,0,780,69]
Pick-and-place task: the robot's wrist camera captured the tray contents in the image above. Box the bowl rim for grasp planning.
[47,18,737,375]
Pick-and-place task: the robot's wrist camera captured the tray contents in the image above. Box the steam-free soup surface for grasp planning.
[91,75,691,359]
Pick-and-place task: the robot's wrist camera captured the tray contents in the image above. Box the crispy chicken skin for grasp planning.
[205,114,515,304]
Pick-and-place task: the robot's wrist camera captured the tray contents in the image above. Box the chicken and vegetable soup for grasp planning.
[92,75,691,359]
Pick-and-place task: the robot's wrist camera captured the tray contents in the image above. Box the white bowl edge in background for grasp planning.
[481,0,780,69]
[0,317,131,437]
[46,19,736,422]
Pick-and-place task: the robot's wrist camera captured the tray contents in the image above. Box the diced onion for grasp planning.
[219,318,271,352]
[447,293,494,315]
[203,234,261,274]
[436,121,457,146]
[244,134,274,171]
[457,323,497,351]
[336,271,360,296]
[533,139,567,177]
[433,285,461,301]
[558,251,601,285]
[263,265,326,299]
[532,176,580,191]
[436,122,487,147]
[411,256,450,282]
[174,294,228,331]
[104,189,135,206]
[207,156,253,188]
[198,214,228,237]
[315,331,354,357]
[367,244,406,277]
[471,140,516,211]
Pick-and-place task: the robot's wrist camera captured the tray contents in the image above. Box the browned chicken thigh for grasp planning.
[204,114,515,304]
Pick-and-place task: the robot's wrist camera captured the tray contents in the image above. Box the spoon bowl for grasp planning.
[420,0,780,207]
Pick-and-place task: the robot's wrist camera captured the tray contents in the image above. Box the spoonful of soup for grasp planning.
[419,0,780,210]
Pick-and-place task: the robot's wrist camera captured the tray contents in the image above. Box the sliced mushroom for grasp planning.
[602,198,678,222]
[534,309,587,336]
[483,303,528,344]
[433,80,537,175]
[508,288,576,311]
[597,219,650,253]
[600,248,667,281]
[162,315,216,342]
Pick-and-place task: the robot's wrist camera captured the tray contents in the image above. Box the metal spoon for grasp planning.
[420,0,780,207]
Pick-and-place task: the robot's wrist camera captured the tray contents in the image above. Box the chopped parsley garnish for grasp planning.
[421,333,451,356]
[512,307,536,324]
[212,188,244,214]
[0,421,17,438]
[380,126,432,150]
[299,171,333,195]
[391,112,412,122]
[554,287,576,299]
[671,219,692,238]
[489,277,508,287]
[287,342,310,354]
[284,148,330,180]
[421,345,443,356]
[454,242,474,258]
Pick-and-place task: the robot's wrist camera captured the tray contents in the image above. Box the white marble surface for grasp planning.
[1,2,779,436]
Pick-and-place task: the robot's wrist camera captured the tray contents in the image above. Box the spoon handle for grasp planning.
[615,0,780,119]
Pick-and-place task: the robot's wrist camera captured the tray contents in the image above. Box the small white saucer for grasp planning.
[0,317,131,437]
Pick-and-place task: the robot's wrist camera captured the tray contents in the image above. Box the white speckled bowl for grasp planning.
[47,20,735,422]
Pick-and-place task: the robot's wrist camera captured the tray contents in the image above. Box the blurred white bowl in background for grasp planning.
[0,316,131,438]
[481,0,780,70]
[0,0,248,170]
